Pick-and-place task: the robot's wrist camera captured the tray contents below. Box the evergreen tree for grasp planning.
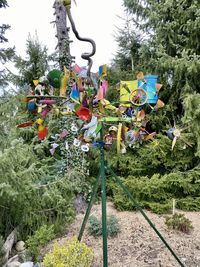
[0,16,89,239]
[104,0,200,213]
[123,0,200,95]
[0,0,15,88]
[113,12,142,72]
[0,91,91,239]
[113,0,200,140]
[9,33,49,88]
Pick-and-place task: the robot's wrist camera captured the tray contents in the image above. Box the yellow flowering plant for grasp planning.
[42,236,93,267]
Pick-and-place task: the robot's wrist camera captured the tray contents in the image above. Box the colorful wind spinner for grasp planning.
[17,63,165,156]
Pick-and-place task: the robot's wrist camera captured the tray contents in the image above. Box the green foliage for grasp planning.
[88,215,120,237]
[0,235,6,266]
[0,136,75,238]
[42,236,94,267]
[88,215,102,236]
[107,66,134,87]
[1,1,200,254]
[0,95,90,239]
[183,92,200,158]
[145,202,172,215]
[26,225,55,258]
[107,215,121,237]
[88,131,200,214]
[9,33,49,87]
[109,8,196,151]
[0,0,90,247]
[113,11,144,72]
[114,0,200,121]
[165,213,193,234]
[123,0,200,98]
[176,197,200,211]
[109,170,200,213]
[0,0,15,87]
[105,0,200,215]
[106,134,196,177]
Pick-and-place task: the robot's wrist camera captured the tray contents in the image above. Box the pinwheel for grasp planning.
[121,83,148,107]
[20,62,166,154]
[167,125,192,150]
[129,88,148,106]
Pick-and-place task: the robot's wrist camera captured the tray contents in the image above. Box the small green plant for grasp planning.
[42,236,93,267]
[165,213,193,234]
[88,215,120,237]
[88,215,102,236]
[26,224,55,258]
[107,215,121,237]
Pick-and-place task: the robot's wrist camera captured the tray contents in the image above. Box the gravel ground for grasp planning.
[44,201,200,267]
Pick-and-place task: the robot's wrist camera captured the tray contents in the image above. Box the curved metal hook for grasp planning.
[64,3,96,79]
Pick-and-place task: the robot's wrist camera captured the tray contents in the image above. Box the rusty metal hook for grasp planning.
[62,0,96,80]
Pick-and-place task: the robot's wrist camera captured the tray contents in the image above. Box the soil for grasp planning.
[43,201,200,267]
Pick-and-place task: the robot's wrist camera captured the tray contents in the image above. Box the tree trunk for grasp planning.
[53,0,73,70]
[2,229,17,266]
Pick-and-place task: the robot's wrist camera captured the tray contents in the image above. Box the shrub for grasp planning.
[107,215,121,237]
[42,236,93,267]
[165,213,193,234]
[88,215,102,236]
[26,224,55,258]
[108,167,200,214]
[88,215,120,237]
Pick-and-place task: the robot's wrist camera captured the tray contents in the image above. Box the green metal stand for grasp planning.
[78,124,185,267]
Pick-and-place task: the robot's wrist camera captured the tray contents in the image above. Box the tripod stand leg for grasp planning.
[100,145,108,267]
[107,166,185,267]
[78,171,101,241]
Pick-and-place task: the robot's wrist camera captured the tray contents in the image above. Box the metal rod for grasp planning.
[78,171,101,241]
[65,5,96,78]
[100,124,108,267]
[107,166,185,267]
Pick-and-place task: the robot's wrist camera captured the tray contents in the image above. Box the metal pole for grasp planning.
[100,123,108,267]
[78,171,101,241]
[107,166,185,267]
